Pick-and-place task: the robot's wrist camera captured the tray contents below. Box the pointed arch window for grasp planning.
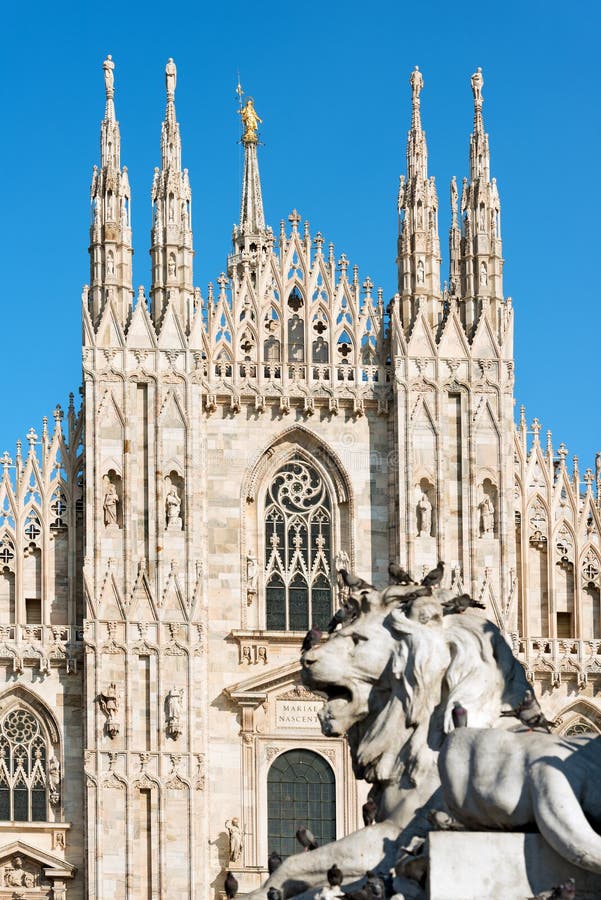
[0,709,52,822]
[265,458,333,631]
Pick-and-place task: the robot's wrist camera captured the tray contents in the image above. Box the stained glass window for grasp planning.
[265,459,333,631]
[0,710,48,822]
[267,750,336,859]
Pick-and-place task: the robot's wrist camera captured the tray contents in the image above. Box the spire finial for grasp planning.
[165,58,177,101]
[239,97,262,144]
[409,66,423,129]
[103,55,115,120]
[471,67,484,110]
[450,176,458,227]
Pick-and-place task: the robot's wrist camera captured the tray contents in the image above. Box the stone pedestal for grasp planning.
[428,832,601,899]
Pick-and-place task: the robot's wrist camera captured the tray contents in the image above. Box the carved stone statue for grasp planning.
[103,481,119,527]
[166,688,183,739]
[168,255,176,277]
[479,495,495,535]
[98,683,119,738]
[5,857,36,888]
[48,755,60,806]
[450,176,458,219]
[246,550,258,593]
[480,261,487,285]
[409,65,423,104]
[238,98,262,143]
[416,259,425,285]
[103,55,115,97]
[165,484,182,529]
[334,550,350,572]
[246,576,533,898]
[165,57,177,98]
[417,491,432,536]
[471,67,484,105]
[225,816,243,863]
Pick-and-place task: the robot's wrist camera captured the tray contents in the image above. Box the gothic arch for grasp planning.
[556,700,601,735]
[0,686,60,744]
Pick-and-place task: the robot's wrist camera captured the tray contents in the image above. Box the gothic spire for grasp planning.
[396,67,441,331]
[457,68,504,338]
[88,55,133,329]
[238,95,265,235]
[229,87,270,282]
[150,58,195,331]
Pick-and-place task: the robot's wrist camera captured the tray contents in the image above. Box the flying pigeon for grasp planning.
[362,798,377,826]
[267,850,282,874]
[224,870,238,899]
[388,562,414,585]
[441,594,486,615]
[421,561,444,588]
[267,889,284,900]
[296,825,318,851]
[528,878,576,900]
[338,569,374,592]
[327,863,343,886]
[451,701,468,728]
[501,689,555,733]
[301,626,322,653]
[327,596,361,633]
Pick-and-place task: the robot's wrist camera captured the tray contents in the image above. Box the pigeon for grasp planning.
[268,850,283,874]
[427,809,465,831]
[296,825,318,851]
[441,593,486,615]
[451,701,468,728]
[327,863,343,886]
[500,689,555,733]
[421,561,444,588]
[528,878,576,900]
[365,871,386,897]
[338,569,374,592]
[301,626,322,653]
[327,596,361,633]
[342,889,372,900]
[224,870,238,899]
[388,562,414,585]
[267,889,284,900]
[362,798,377,826]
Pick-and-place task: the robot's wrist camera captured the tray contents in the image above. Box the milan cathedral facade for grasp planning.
[0,56,598,898]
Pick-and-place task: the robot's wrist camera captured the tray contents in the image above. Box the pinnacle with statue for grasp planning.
[239,97,262,144]
[246,561,601,899]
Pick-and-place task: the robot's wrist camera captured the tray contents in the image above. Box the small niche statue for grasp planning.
[165,687,183,739]
[48,755,60,806]
[417,492,433,537]
[225,816,243,863]
[98,683,119,738]
[246,550,258,604]
[165,482,182,530]
[103,479,119,527]
[479,494,495,536]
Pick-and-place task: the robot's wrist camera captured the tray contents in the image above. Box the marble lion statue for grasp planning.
[246,577,601,899]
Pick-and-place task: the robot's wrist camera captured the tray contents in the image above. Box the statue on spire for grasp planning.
[239,97,262,143]
[165,58,177,99]
[410,66,423,105]
[471,67,484,107]
[103,55,115,98]
[450,176,458,224]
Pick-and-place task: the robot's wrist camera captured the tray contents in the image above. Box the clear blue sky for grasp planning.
[2,0,599,471]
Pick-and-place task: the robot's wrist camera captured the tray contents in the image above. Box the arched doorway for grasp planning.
[267,749,336,858]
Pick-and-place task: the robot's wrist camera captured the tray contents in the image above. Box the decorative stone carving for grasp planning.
[165,687,183,739]
[225,816,243,863]
[97,683,119,738]
[3,857,39,889]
